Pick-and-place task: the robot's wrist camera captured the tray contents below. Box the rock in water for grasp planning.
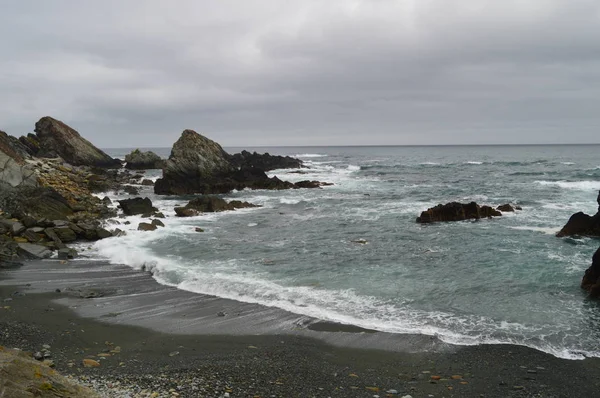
[557,191,600,237]
[154,130,236,195]
[582,247,600,297]
[229,150,303,171]
[416,201,502,223]
[138,222,157,231]
[34,116,121,168]
[118,197,156,215]
[174,196,259,217]
[497,203,515,212]
[125,149,165,170]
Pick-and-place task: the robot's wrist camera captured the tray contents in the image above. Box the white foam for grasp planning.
[464,161,483,165]
[420,162,441,166]
[535,180,600,190]
[347,165,361,172]
[295,153,327,158]
[561,162,576,165]
[508,226,559,235]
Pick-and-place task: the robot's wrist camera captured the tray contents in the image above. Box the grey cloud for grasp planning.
[1,0,599,147]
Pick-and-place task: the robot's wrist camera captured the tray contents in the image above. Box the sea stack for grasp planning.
[556,190,600,237]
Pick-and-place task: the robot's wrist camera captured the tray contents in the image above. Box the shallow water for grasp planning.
[97,145,600,359]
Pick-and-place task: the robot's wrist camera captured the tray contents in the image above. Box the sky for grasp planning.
[1,0,600,147]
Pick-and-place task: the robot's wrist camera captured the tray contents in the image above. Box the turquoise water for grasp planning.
[99,145,600,359]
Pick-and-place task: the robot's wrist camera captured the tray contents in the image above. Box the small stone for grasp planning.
[401,395,413,398]
[42,344,50,349]
[42,359,55,368]
[217,311,227,317]
[386,390,398,394]
[169,351,179,357]
[33,352,44,360]
[82,358,100,367]
[527,370,537,374]
[451,375,462,379]
[430,375,441,380]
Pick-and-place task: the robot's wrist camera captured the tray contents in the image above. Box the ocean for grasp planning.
[92,145,600,360]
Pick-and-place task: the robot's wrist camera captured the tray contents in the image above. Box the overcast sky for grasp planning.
[1,1,600,147]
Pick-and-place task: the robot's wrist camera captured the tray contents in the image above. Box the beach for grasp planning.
[2,260,600,397]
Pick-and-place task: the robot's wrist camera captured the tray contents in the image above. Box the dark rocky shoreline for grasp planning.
[2,260,600,398]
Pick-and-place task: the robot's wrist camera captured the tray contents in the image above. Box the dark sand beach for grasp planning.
[2,260,600,397]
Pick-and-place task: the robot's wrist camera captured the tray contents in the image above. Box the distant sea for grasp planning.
[94,145,600,360]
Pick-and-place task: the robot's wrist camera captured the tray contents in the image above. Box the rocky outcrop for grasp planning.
[154,130,328,195]
[33,116,121,168]
[0,347,99,397]
[581,247,600,297]
[125,149,165,170]
[229,150,303,171]
[0,130,38,188]
[556,191,600,237]
[118,197,156,216]
[174,196,259,217]
[416,202,502,223]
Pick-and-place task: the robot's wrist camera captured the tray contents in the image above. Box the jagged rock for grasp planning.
[33,116,121,168]
[151,219,165,227]
[16,243,53,259]
[58,248,78,260]
[102,196,112,205]
[0,184,73,221]
[125,149,165,170]
[0,131,38,188]
[118,197,156,216]
[295,180,327,189]
[22,229,42,243]
[557,191,600,237]
[416,202,502,223]
[18,133,40,155]
[11,221,26,236]
[53,226,77,242]
[174,196,259,217]
[44,228,66,249]
[497,204,515,212]
[582,247,600,297]
[138,222,157,231]
[229,150,302,171]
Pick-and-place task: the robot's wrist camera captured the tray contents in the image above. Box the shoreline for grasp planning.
[2,260,600,397]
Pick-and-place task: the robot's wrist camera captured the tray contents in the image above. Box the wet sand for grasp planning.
[1,259,600,397]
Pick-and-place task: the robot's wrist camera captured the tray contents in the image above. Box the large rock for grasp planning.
[229,150,303,171]
[556,191,600,237]
[0,130,38,188]
[0,183,73,220]
[581,247,600,297]
[416,201,502,223]
[118,197,156,215]
[16,243,53,259]
[125,149,165,170]
[33,116,121,168]
[174,196,259,217]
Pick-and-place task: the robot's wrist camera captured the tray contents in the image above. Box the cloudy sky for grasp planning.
[1,1,600,147]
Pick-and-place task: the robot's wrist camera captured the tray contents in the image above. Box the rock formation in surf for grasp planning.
[229,150,303,171]
[556,191,600,237]
[416,201,502,223]
[174,196,259,217]
[154,129,328,195]
[125,149,165,170]
[581,246,600,298]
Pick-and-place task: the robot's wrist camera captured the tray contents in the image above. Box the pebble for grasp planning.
[401,395,413,398]
[169,351,180,357]
[386,389,398,394]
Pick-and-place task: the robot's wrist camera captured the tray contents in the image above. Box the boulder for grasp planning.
[33,116,121,168]
[125,149,165,170]
[557,191,600,237]
[96,227,113,239]
[151,219,165,227]
[123,185,140,195]
[138,222,157,231]
[58,248,78,260]
[118,197,156,216]
[229,150,303,171]
[582,247,600,297]
[497,204,515,212]
[44,228,66,249]
[16,243,53,259]
[174,196,259,217]
[141,179,154,186]
[53,226,77,242]
[417,201,502,223]
[22,229,42,243]
[0,130,38,188]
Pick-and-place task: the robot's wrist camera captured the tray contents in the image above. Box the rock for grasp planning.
[154,212,165,218]
[22,229,42,243]
[33,116,121,168]
[123,185,140,195]
[154,130,236,195]
[141,179,154,186]
[581,246,600,297]
[0,184,73,221]
[125,149,165,170]
[416,201,502,223]
[16,243,53,259]
[58,248,78,259]
[497,203,515,212]
[151,219,165,227]
[53,226,77,242]
[295,180,331,189]
[138,222,157,231]
[13,237,28,243]
[112,228,126,237]
[44,228,66,249]
[557,193,600,237]
[20,215,37,228]
[229,150,303,171]
[118,197,156,216]
[195,227,204,232]
[33,352,44,361]
[96,228,113,239]
[11,221,26,235]
[0,130,38,188]
[82,358,101,368]
[102,196,112,205]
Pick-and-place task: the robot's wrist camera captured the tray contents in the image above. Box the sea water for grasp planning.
[95,145,600,359]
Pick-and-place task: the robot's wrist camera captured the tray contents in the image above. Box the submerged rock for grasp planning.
[557,191,600,237]
[582,246,600,297]
[33,116,121,168]
[416,201,502,223]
